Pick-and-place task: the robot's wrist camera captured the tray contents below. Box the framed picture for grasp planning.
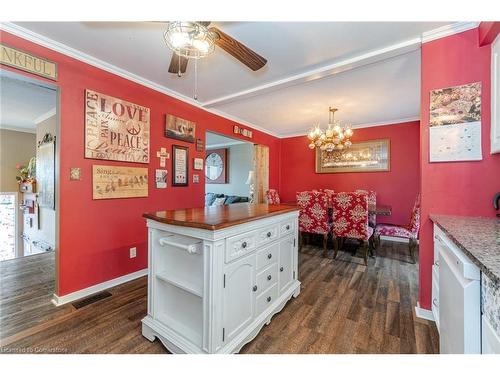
[193,158,204,170]
[316,139,390,173]
[429,82,482,162]
[165,114,196,143]
[205,148,228,184]
[172,145,189,186]
[92,165,148,200]
[84,89,150,163]
[196,138,204,152]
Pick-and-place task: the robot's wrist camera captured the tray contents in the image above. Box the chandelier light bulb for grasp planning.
[306,107,353,152]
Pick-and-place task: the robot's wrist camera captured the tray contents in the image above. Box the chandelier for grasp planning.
[164,22,216,59]
[307,107,354,151]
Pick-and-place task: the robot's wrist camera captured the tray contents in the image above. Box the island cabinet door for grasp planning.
[278,236,295,295]
[222,253,256,344]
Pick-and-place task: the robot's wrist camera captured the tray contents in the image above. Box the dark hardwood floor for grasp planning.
[0,240,439,354]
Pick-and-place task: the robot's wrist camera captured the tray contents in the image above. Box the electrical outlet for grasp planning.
[129,247,137,258]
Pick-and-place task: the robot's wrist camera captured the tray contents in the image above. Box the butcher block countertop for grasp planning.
[143,203,299,231]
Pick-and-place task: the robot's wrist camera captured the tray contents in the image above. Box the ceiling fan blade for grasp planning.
[198,21,211,27]
[209,27,267,71]
[168,53,189,74]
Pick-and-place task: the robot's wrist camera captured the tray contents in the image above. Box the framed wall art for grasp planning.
[92,165,148,200]
[85,89,150,163]
[172,145,189,186]
[165,114,196,143]
[205,148,228,184]
[316,139,390,174]
[429,82,482,162]
[193,158,204,170]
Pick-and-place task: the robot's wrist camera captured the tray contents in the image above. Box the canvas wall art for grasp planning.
[429,82,482,162]
[165,114,196,143]
[85,90,150,163]
[92,165,148,199]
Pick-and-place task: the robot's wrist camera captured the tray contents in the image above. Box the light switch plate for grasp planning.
[129,247,137,258]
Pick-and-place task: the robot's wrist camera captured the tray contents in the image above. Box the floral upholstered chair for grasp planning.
[374,195,420,263]
[331,192,374,265]
[266,189,281,204]
[355,189,377,227]
[296,190,331,257]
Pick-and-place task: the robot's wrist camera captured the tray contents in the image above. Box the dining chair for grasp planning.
[296,190,331,257]
[355,189,377,227]
[266,189,281,204]
[374,195,420,263]
[331,191,374,266]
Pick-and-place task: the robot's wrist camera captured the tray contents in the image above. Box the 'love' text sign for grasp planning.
[85,89,150,163]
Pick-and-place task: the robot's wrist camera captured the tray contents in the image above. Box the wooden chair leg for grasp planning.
[298,231,303,250]
[409,238,417,263]
[369,237,375,257]
[362,240,369,266]
[322,233,328,257]
[333,236,339,259]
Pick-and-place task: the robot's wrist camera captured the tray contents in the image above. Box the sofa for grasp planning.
[205,192,249,207]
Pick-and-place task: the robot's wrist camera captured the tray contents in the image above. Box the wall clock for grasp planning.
[205,148,228,184]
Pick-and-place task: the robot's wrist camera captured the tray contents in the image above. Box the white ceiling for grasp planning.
[8,21,452,136]
[0,71,57,132]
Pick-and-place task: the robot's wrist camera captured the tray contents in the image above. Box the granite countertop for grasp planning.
[144,203,299,231]
[430,214,500,284]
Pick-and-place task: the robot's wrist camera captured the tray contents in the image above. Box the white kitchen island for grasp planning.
[141,203,301,354]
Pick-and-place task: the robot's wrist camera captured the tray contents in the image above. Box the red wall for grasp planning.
[279,121,421,225]
[419,28,500,309]
[0,31,281,296]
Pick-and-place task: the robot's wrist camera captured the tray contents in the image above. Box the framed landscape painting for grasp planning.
[315,139,390,173]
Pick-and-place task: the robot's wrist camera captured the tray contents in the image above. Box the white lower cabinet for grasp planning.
[142,210,300,354]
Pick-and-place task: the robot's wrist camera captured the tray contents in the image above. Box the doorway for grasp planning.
[0,70,58,261]
[204,131,269,206]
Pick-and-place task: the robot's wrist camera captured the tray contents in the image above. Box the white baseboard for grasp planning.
[415,302,435,321]
[51,268,148,306]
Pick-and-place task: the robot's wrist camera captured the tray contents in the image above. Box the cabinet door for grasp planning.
[222,253,256,344]
[278,236,294,295]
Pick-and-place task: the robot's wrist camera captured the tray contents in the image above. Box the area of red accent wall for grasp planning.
[419,28,500,310]
[279,121,420,225]
[479,22,500,46]
[0,31,281,296]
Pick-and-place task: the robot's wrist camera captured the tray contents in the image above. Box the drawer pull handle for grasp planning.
[267,232,272,237]
[286,225,290,230]
[267,275,272,281]
[280,266,284,272]
[432,298,438,307]
[241,241,247,249]
[267,253,272,259]
[253,285,257,292]
[267,296,272,303]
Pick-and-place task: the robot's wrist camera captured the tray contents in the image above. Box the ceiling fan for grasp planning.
[164,21,268,76]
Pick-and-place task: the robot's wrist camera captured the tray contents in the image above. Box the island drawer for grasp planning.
[256,224,279,246]
[279,219,295,237]
[256,263,278,293]
[225,230,258,263]
[255,283,279,317]
[256,243,279,270]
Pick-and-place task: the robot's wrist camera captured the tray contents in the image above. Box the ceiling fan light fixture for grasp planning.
[164,21,215,59]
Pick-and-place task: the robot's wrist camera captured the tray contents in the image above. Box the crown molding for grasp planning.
[421,21,480,43]
[279,116,420,138]
[34,107,56,124]
[0,124,37,134]
[0,22,279,139]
